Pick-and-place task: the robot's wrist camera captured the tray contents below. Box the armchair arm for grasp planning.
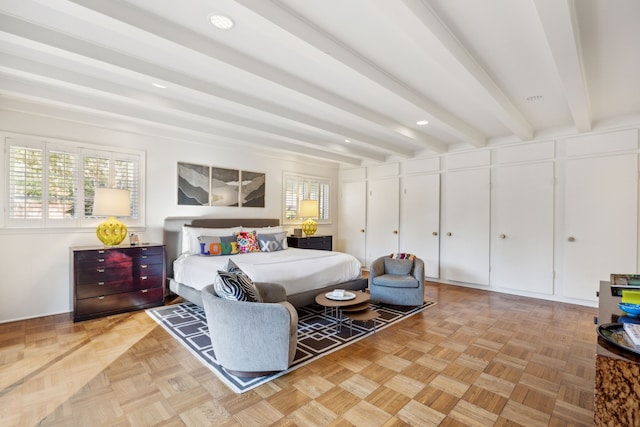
[412,258,425,285]
[254,282,287,303]
[369,257,386,282]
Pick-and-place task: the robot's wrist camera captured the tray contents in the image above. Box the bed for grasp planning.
[163,217,367,307]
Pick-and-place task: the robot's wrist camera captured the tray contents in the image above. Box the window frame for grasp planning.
[2,135,145,230]
[282,172,331,226]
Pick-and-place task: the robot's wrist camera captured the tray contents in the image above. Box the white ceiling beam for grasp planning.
[533,0,591,132]
[0,76,365,166]
[390,0,534,141]
[0,13,413,158]
[234,0,467,151]
[0,52,388,163]
[65,0,443,153]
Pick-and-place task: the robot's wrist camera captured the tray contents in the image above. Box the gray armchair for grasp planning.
[201,282,298,377]
[369,256,425,306]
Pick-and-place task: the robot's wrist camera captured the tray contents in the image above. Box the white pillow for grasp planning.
[241,225,284,234]
[181,226,242,255]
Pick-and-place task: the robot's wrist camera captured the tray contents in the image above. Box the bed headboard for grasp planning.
[163,217,281,279]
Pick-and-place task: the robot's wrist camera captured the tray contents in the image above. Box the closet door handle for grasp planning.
[499,234,506,239]
[432,232,438,236]
[393,230,398,234]
[360,229,365,233]
[568,236,576,242]
[446,232,452,237]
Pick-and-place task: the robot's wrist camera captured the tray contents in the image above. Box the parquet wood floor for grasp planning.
[0,282,597,426]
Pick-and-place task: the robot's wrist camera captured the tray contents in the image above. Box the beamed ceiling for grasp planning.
[1,0,639,166]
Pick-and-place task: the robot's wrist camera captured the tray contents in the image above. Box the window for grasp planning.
[3,137,145,229]
[283,172,330,224]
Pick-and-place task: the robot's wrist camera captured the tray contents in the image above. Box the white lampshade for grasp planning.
[92,188,131,217]
[299,199,319,218]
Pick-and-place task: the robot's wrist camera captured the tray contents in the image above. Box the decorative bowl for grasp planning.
[618,302,640,317]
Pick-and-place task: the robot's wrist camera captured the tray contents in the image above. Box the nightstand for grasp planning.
[71,244,166,321]
[287,235,332,251]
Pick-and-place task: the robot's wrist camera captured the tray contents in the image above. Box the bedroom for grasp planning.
[1,0,639,425]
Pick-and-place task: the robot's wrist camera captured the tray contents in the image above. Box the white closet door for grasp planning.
[564,154,638,301]
[400,174,440,278]
[492,162,554,294]
[338,180,367,266]
[366,177,399,267]
[441,168,490,285]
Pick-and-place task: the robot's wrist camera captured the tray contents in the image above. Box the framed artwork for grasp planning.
[211,167,239,207]
[177,162,210,206]
[240,170,265,207]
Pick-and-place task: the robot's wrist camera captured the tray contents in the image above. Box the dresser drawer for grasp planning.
[76,274,164,299]
[75,287,164,320]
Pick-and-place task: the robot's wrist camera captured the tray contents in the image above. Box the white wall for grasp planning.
[0,111,338,323]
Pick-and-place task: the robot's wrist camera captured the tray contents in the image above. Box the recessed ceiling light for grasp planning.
[209,14,235,30]
[416,120,429,126]
[344,139,351,143]
[151,82,167,89]
[526,95,543,101]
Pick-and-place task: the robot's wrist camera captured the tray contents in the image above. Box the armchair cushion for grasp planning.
[384,258,413,275]
[373,274,420,288]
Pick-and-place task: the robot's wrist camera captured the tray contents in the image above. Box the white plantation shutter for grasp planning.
[3,137,145,228]
[8,142,44,224]
[283,173,331,224]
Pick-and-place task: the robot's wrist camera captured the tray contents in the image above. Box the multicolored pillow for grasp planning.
[197,235,239,256]
[214,270,262,302]
[390,253,416,260]
[236,230,261,253]
[257,231,287,252]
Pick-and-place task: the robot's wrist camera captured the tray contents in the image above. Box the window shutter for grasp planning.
[114,158,138,218]
[47,150,77,219]
[83,155,110,217]
[8,144,44,220]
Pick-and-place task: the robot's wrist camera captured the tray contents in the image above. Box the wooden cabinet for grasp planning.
[287,235,332,251]
[72,244,166,321]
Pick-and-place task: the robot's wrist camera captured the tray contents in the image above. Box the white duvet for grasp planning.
[173,248,362,295]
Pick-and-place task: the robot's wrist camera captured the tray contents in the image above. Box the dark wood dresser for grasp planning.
[71,244,166,321]
[287,235,332,251]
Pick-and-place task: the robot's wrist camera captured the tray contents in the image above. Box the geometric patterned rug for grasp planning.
[147,300,435,393]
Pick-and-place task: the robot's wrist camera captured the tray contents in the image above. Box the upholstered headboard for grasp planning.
[163,217,280,279]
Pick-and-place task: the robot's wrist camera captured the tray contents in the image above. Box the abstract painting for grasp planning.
[177,162,209,205]
[240,170,265,207]
[210,167,239,207]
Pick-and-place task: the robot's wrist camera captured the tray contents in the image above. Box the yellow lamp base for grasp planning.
[302,218,317,236]
[96,216,128,246]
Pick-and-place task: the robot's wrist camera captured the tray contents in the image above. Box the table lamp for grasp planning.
[299,199,319,236]
[92,188,131,246]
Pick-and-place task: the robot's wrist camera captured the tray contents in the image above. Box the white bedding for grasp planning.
[173,248,362,295]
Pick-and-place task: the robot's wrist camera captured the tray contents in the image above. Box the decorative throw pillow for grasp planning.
[257,231,288,252]
[181,226,242,254]
[197,235,239,256]
[214,270,263,302]
[390,253,416,261]
[226,259,244,275]
[236,230,261,253]
[384,257,414,275]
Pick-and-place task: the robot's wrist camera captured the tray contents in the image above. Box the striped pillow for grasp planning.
[214,270,262,302]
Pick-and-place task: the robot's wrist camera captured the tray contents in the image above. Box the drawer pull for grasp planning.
[141,247,148,251]
[142,255,148,259]
[98,258,105,262]
[141,289,148,293]
[98,281,104,286]
[97,268,105,273]
[141,276,148,280]
[141,264,148,268]
[98,250,105,254]
[98,296,105,300]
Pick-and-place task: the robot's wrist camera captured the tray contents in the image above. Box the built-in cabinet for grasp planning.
[561,131,638,302]
[400,173,440,278]
[491,161,554,295]
[440,168,491,285]
[338,128,640,306]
